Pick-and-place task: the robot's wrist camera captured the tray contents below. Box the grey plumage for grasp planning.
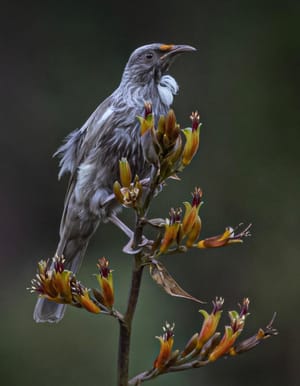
[33,43,196,323]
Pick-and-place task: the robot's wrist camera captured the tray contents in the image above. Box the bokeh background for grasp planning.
[1,1,299,385]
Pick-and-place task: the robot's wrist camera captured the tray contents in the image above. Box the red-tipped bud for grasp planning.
[96,257,114,308]
[160,208,182,253]
[197,297,224,350]
[181,112,201,166]
[154,322,175,370]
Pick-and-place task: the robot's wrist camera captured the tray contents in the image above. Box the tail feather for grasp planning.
[33,220,99,323]
[34,298,67,323]
[33,161,102,323]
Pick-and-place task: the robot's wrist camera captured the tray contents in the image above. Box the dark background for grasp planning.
[1,1,299,385]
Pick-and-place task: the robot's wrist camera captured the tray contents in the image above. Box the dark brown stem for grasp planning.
[118,258,144,385]
[117,166,159,386]
[117,220,144,386]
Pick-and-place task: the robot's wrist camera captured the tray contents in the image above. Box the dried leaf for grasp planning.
[150,262,205,303]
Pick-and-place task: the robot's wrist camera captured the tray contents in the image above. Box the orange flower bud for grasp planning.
[186,215,202,247]
[209,326,240,361]
[154,322,175,370]
[76,290,101,314]
[181,202,198,235]
[181,112,201,166]
[96,257,114,308]
[51,270,73,303]
[160,222,181,253]
[197,224,251,249]
[160,208,182,253]
[209,298,251,361]
[96,276,114,308]
[197,298,224,350]
[164,109,180,145]
[182,188,203,237]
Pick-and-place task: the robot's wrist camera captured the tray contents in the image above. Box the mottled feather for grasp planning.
[34,43,194,322]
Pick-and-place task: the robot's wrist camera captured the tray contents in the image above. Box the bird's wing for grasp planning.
[58,174,76,238]
[55,96,114,179]
[55,96,116,236]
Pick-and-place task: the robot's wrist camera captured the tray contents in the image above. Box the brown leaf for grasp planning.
[150,261,205,303]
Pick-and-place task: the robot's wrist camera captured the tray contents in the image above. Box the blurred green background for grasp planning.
[1,0,299,385]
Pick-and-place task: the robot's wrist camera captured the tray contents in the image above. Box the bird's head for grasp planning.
[122,43,196,85]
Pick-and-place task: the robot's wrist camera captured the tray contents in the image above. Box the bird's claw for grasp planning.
[122,236,151,255]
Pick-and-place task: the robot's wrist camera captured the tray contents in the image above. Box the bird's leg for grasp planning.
[108,214,133,238]
[102,193,117,207]
[108,214,151,255]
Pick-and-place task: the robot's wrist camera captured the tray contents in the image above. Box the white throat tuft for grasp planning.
[157,75,179,106]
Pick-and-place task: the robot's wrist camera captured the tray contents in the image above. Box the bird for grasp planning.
[33,43,196,323]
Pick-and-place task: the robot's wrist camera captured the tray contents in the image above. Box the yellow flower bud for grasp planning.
[186,215,202,247]
[119,158,132,188]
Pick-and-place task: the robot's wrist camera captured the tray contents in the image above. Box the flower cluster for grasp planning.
[159,188,251,254]
[113,158,143,208]
[29,255,115,314]
[148,298,277,378]
[138,103,201,180]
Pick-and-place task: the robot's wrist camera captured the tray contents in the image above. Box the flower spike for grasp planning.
[29,255,101,313]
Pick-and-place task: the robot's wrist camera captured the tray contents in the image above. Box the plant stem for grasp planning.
[118,256,144,385]
[117,218,144,386]
[117,166,159,385]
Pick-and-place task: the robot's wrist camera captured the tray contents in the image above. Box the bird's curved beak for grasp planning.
[159,44,196,72]
[160,44,197,60]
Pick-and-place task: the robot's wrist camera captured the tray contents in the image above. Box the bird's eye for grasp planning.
[145,52,153,60]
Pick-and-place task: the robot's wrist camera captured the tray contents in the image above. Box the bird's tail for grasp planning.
[33,218,99,323]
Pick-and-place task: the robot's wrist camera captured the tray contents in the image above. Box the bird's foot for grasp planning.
[108,214,133,238]
[108,214,152,254]
[122,235,152,255]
